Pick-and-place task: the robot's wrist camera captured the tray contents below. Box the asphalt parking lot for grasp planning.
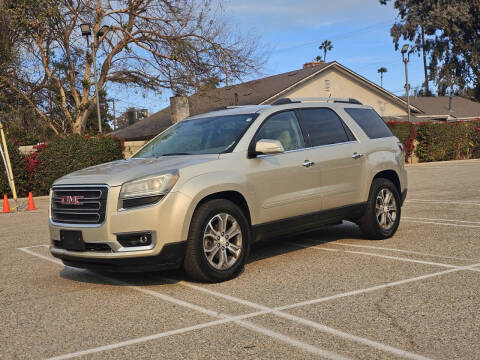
[2,159,480,360]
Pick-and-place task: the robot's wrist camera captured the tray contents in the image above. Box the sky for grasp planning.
[111,0,427,117]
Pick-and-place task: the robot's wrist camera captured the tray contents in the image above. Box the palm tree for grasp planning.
[377,67,388,88]
[318,40,333,62]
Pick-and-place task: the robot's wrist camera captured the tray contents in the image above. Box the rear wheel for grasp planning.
[360,178,401,240]
[184,199,250,282]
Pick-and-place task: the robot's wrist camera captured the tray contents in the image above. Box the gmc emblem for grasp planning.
[61,195,84,206]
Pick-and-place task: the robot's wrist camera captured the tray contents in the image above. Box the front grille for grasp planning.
[51,186,108,224]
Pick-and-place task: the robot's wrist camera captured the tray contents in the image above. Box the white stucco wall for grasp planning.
[278,67,408,117]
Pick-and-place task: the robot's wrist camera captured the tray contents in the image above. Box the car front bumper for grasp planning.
[51,241,186,272]
[49,187,193,271]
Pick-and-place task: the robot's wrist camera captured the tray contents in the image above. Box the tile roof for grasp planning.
[401,96,480,119]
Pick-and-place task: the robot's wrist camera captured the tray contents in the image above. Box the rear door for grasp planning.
[296,108,367,210]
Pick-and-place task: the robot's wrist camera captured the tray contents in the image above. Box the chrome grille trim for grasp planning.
[51,185,109,225]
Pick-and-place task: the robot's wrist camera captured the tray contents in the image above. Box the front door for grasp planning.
[246,110,323,224]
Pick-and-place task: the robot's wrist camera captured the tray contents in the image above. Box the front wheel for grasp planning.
[359,178,401,240]
[184,199,250,282]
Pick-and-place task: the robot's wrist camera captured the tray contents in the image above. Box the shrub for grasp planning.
[0,138,29,197]
[386,121,416,161]
[415,120,480,162]
[32,135,124,195]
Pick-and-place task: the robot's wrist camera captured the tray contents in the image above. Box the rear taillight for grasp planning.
[398,142,406,155]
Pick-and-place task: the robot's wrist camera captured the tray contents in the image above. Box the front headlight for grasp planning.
[119,171,179,208]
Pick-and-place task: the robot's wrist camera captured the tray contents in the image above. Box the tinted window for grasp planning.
[345,108,393,139]
[255,111,305,151]
[298,108,349,146]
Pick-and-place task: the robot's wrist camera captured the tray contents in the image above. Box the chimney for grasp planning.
[303,61,324,69]
[170,95,190,124]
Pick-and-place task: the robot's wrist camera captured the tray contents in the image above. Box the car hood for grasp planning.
[54,155,219,187]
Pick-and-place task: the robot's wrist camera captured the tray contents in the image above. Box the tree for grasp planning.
[379,0,435,95]
[380,0,480,97]
[318,40,333,62]
[1,0,263,135]
[377,67,388,88]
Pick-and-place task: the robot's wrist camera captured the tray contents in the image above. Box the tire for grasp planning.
[184,199,251,282]
[359,178,401,240]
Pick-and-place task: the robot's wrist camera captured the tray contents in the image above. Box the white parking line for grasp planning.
[22,244,50,249]
[176,281,433,360]
[17,247,349,360]
[406,199,480,206]
[294,242,462,269]
[344,250,459,269]
[19,246,480,360]
[402,219,480,228]
[331,242,474,261]
[276,264,480,312]
[404,217,480,225]
[291,243,339,252]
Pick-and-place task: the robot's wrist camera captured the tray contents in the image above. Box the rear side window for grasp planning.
[297,108,350,147]
[345,108,393,139]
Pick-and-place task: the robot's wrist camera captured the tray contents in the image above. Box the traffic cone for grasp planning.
[2,194,10,213]
[27,192,37,210]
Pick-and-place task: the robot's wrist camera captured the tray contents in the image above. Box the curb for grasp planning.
[406,159,480,167]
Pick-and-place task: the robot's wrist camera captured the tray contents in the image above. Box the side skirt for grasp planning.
[252,203,366,242]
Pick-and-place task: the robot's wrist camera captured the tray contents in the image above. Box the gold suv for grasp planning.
[49,98,408,282]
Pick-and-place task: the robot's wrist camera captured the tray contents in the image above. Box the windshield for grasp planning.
[134,114,257,158]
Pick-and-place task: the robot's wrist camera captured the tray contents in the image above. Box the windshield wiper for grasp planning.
[160,152,192,156]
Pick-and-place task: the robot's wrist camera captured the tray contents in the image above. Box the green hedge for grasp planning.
[32,135,124,195]
[1,135,124,197]
[414,121,480,162]
[386,120,480,163]
[386,121,416,160]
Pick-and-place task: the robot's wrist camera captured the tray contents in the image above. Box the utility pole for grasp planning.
[401,44,416,164]
[93,33,102,133]
[80,24,109,134]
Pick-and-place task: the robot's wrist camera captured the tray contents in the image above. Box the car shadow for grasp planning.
[60,221,364,286]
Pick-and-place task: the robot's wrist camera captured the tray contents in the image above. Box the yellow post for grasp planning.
[0,122,17,199]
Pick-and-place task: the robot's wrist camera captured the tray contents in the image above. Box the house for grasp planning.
[401,96,480,122]
[115,107,150,130]
[111,61,423,141]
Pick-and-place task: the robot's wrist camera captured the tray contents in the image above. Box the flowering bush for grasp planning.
[1,135,123,197]
[386,121,416,161]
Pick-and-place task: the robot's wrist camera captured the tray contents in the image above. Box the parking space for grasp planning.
[1,159,479,360]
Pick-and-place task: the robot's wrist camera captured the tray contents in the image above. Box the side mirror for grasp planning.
[254,139,285,155]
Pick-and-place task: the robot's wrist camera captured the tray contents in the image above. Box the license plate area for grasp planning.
[60,230,85,251]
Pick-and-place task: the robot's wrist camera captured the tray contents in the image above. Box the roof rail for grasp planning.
[272,97,363,105]
[210,105,268,112]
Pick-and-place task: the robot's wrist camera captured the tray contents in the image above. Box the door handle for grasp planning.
[352,152,364,160]
[303,160,315,168]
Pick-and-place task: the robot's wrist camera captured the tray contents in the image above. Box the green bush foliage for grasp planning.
[386,121,416,160]
[32,135,124,195]
[415,120,480,162]
[0,138,28,197]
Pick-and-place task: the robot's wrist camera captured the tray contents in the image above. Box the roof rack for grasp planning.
[210,105,266,112]
[271,97,363,105]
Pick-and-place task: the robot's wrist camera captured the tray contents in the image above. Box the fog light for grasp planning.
[117,232,152,247]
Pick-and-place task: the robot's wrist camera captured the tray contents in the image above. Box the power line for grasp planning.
[273,20,395,53]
